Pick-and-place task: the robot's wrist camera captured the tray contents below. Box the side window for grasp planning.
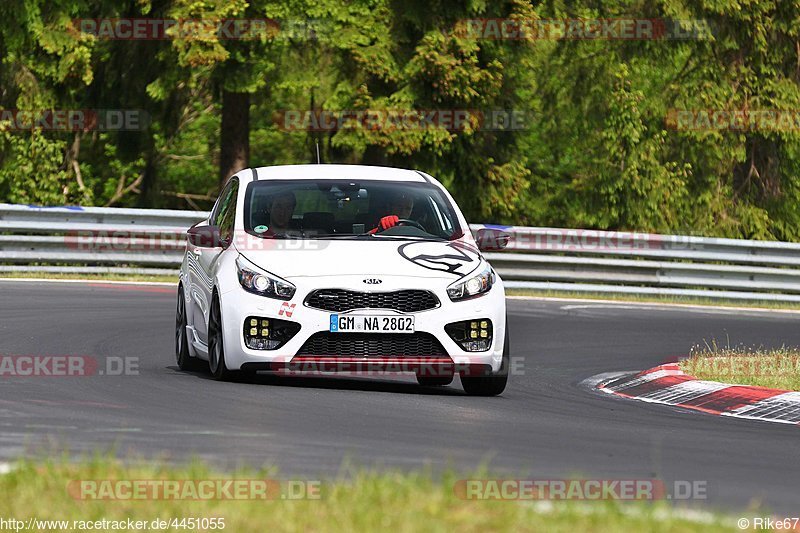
[212,181,233,226]
[210,185,228,226]
[214,179,239,244]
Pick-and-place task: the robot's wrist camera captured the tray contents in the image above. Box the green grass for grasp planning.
[0,272,178,284]
[0,457,740,532]
[680,340,800,390]
[506,288,800,311]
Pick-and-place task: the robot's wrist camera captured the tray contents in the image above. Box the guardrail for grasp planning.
[0,204,203,277]
[3,203,800,302]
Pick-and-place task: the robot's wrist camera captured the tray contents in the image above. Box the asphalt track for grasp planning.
[1,280,799,514]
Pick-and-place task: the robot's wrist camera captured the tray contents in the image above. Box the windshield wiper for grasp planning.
[256,232,447,241]
[304,234,372,239]
[370,234,446,242]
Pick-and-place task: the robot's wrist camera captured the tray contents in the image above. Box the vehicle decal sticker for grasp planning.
[397,242,480,278]
[279,302,297,317]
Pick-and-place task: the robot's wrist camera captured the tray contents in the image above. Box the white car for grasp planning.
[176,164,511,395]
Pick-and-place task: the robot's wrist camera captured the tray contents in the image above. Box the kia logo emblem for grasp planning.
[363,278,382,284]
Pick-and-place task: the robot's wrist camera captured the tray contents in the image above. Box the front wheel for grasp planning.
[208,294,239,381]
[461,329,509,396]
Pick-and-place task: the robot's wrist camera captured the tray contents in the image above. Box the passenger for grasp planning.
[257,191,296,236]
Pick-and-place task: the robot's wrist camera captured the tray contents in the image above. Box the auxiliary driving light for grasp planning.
[243,316,300,350]
[445,319,493,352]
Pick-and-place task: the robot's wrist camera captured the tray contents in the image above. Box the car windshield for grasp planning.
[243,179,463,240]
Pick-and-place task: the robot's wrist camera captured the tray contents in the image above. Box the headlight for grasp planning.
[236,255,296,300]
[446,263,495,301]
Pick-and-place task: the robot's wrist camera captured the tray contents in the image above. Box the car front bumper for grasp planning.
[218,274,507,375]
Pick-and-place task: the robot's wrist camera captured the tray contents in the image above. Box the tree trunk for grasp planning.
[219,90,250,184]
[136,153,158,208]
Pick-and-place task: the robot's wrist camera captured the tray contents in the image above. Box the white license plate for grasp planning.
[329,314,415,333]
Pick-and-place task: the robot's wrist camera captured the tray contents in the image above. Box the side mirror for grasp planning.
[187,224,223,248]
[475,227,511,252]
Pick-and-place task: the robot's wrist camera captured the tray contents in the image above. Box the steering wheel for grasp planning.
[394,218,426,231]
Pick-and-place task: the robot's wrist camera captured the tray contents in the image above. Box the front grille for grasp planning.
[305,289,439,313]
[296,332,448,357]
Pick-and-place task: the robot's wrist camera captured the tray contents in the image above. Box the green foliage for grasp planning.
[1,0,800,241]
[0,128,70,205]
[581,67,691,232]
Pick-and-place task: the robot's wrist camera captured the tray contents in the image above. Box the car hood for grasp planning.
[236,238,483,280]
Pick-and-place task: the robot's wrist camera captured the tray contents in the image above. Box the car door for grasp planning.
[189,178,238,344]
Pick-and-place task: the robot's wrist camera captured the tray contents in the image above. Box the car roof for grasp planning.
[247,164,430,183]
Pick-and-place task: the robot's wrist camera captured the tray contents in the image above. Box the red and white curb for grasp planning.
[595,364,800,426]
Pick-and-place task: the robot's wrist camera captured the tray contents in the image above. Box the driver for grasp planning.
[369,194,414,234]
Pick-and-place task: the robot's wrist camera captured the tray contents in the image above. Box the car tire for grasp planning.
[416,374,454,387]
[176,286,202,371]
[208,293,238,381]
[461,328,509,397]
